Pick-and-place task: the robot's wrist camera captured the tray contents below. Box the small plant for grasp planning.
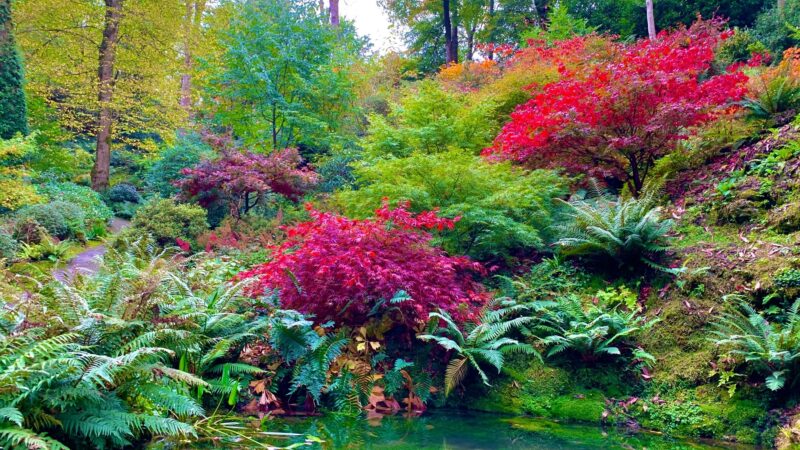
[418,299,536,396]
[775,268,800,289]
[531,295,659,366]
[17,238,72,262]
[554,192,675,273]
[710,299,800,391]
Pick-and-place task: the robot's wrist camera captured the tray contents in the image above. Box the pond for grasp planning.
[161,411,754,449]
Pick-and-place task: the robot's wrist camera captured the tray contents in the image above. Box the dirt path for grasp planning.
[53,218,130,281]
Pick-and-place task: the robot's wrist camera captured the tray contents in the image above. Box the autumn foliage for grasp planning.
[235,201,487,330]
[177,147,318,217]
[485,20,749,196]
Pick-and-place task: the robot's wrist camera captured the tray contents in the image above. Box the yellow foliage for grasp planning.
[0,135,42,211]
[14,0,189,151]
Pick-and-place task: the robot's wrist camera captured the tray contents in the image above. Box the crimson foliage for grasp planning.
[176,147,318,217]
[485,20,749,196]
[235,201,488,330]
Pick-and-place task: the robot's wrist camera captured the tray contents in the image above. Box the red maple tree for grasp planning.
[176,147,318,218]
[484,20,749,196]
[235,201,487,331]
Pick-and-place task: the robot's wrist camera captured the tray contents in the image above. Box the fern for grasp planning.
[710,299,800,391]
[554,191,675,273]
[530,295,660,365]
[418,299,538,396]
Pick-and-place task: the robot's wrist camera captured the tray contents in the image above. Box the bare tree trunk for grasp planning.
[91,0,122,192]
[179,1,193,114]
[779,0,786,15]
[179,1,205,120]
[531,0,540,28]
[319,0,324,14]
[443,0,455,63]
[329,0,339,26]
[487,0,495,60]
[466,24,475,61]
[449,0,459,63]
[646,0,656,40]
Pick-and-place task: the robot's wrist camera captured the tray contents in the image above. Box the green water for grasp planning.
[176,411,753,449]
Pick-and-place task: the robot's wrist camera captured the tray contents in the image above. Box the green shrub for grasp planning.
[145,132,213,198]
[112,200,140,220]
[714,28,768,70]
[362,80,499,159]
[125,198,208,248]
[336,149,566,260]
[107,182,142,204]
[0,230,18,262]
[554,191,675,273]
[37,182,112,224]
[14,201,85,240]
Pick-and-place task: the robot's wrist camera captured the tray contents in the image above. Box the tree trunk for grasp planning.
[91,0,123,192]
[329,0,339,26]
[179,1,193,114]
[645,0,656,40]
[319,0,325,14]
[779,0,786,15]
[531,0,540,28]
[449,0,459,63]
[466,24,475,61]
[443,0,455,63]
[487,0,495,60]
[179,1,205,120]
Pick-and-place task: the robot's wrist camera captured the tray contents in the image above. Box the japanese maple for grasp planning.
[176,147,318,217]
[484,20,749,196]
[235,201,488,331]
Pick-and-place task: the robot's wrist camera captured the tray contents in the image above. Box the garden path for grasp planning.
[52,218,130,281]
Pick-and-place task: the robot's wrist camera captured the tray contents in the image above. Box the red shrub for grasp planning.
[177,147,318,217]
[484,20,749,196]
[235,201,488,329]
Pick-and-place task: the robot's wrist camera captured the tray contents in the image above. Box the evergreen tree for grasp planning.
[0,0,27,139]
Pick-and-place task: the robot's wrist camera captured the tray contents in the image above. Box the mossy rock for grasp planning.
[770,202,800,233]
[716,198,760,224]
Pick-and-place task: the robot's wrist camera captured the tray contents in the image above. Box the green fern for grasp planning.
[418,299,538,396]
[530,295,660,364]
[554,191,675,273]
[710,298,800,391]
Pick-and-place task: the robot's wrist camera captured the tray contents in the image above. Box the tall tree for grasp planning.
[91,0,123,191]
[443,0,458,63]
[15,0,186,190]
[206,0,363,151]
[0,0,27,139]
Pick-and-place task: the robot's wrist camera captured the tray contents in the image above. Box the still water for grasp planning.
[170,410,752,450]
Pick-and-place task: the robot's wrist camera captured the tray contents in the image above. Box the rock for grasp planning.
[716,198,759,224]
[769,202,800,233]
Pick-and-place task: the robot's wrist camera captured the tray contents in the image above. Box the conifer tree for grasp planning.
[0,0,27,139]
